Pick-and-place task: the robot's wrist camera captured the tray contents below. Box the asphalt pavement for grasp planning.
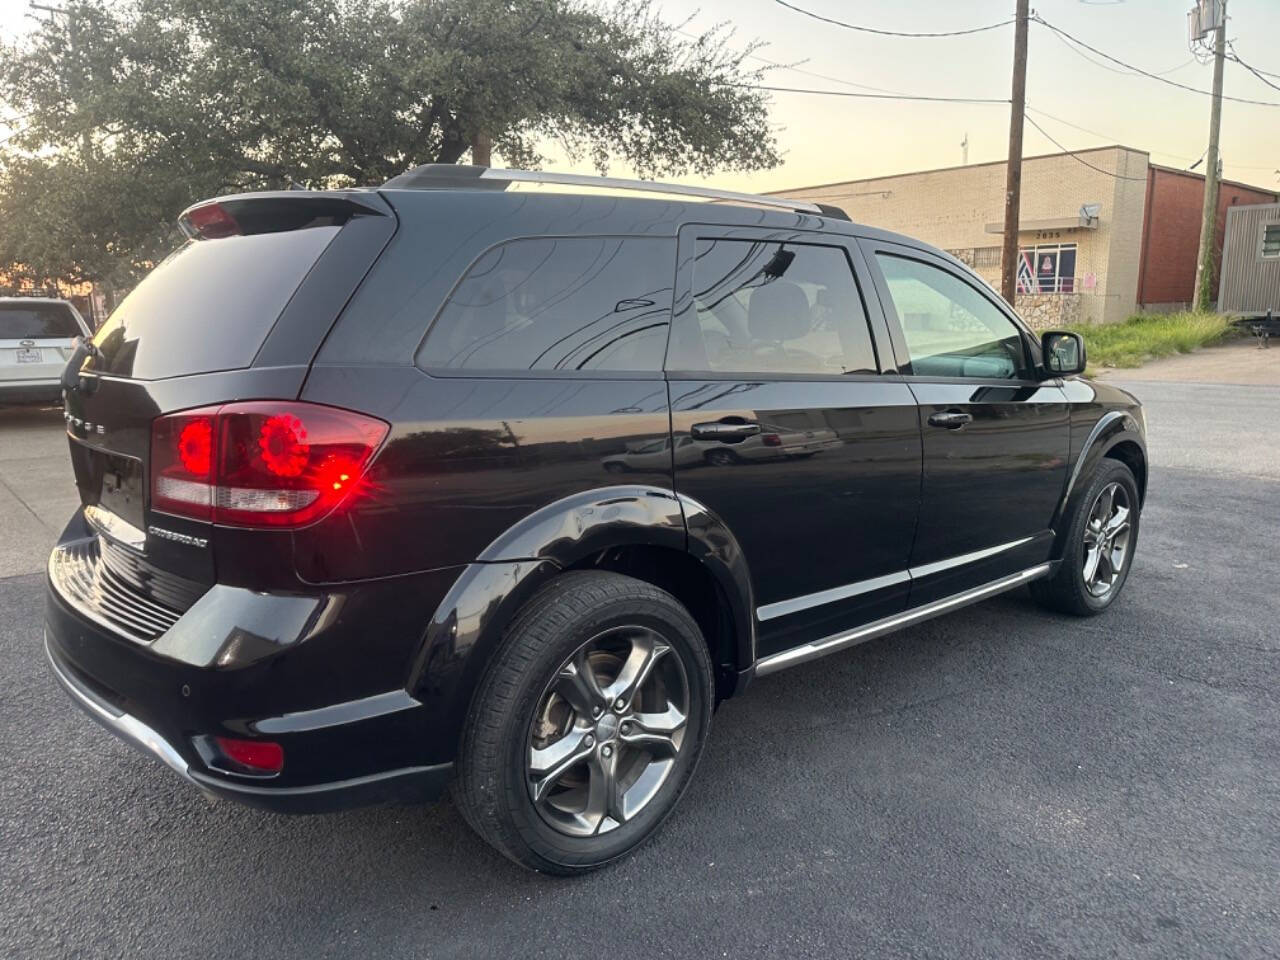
[2,378,1278,959]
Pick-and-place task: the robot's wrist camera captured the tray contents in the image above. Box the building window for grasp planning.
[972,246,1002,270]
[1017,242,1077,294]
[1263,225,1280,259]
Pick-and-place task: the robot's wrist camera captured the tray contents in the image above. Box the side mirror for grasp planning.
[1041,330,1086,377]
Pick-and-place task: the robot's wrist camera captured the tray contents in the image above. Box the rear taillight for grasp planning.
[761,433,782,447]
[150,401,388,528]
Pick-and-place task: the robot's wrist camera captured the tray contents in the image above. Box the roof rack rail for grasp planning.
[383,164,834,217]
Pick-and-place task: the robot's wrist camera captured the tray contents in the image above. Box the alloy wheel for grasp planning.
[1082,481,1132,598]
[526,626,690,837]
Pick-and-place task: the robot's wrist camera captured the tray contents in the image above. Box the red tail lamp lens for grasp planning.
[761,433,783,447]
[178,418,214,475]
[257,414,309,477]
[150,402,388,528]
[214,736,284,774]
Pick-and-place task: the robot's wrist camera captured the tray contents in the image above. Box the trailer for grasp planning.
[1218,201,1280,321]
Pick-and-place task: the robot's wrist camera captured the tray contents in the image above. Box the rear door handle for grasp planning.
[927,410,973,430]
[691,420,761,442]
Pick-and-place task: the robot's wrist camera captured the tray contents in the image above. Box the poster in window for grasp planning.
[1016,251,1035,294]
[1037,249,1059,293]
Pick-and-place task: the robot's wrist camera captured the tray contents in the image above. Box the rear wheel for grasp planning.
[1031,459,1140,616]
[455,571,714,874]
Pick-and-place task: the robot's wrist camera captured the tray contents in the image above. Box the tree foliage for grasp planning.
[0,0,779,286]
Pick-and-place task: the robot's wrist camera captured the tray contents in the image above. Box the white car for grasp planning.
[0,297,91,405]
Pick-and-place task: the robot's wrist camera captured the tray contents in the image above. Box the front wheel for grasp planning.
[454,571,714,874]
[1031,459,1140,616]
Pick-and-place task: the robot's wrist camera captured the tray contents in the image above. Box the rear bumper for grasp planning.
[44,511,466,812]
[0,378,62,403]
[45,632,454,813]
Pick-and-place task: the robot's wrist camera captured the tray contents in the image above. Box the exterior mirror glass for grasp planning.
[1041,331,1086,376]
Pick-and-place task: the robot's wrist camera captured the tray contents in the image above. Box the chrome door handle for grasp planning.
[927,411,973,430]
[690,420,761,442]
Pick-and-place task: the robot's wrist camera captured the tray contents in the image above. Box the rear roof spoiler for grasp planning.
[178,190,389,240]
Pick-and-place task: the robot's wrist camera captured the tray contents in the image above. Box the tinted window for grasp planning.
[418,236,674,373]
[0,303,82,339]
[673,239,877,376]
[89,226,340,380]
[876,254,1029,380]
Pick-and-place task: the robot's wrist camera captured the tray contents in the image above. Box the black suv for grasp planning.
[46,165,1146,874]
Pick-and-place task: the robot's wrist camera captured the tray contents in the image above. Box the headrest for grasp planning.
[748,280,810,342]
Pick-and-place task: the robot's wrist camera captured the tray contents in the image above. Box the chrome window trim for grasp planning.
[754,563,1051,677]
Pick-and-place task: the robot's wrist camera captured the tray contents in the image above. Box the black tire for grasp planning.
[1031,459,1140,616]
[454,570,714,874]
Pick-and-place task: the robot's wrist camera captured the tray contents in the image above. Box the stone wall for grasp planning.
[1014,293,1084,330]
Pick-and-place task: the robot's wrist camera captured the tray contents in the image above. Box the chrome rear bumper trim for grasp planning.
[44,633,196,785]
[754,563,1052,677]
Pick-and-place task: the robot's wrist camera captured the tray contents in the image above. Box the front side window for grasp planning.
[671,239,878,376]
[876,254,1030,380]
[1263,225,1280,259]
[418,236,674,373]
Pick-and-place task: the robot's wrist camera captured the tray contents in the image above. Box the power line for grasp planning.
[772,0,1014,39]
[1043,25,1197,80]
[731,82,1009,105]
[1022,113,1149,182]
[1227,42,1280,93]
[1032,15,1280,107]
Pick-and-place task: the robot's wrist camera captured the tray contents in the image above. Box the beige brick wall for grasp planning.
[773,147,1151,325]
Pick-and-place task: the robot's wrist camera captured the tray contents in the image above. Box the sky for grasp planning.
[2,0,1277,193]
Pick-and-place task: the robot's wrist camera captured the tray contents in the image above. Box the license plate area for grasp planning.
[16,348,42,363]
[70,442,146,529]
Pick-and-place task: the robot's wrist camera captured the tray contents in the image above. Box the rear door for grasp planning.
[666,226,922,659]
[861,240,1070,604]
[0,300,87,384]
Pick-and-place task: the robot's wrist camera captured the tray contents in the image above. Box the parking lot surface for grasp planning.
[2,379,1278,959]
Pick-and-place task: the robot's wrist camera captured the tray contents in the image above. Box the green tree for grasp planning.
[0,0,779,287]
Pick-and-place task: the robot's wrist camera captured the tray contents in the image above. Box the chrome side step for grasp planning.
[753,563,1052,677]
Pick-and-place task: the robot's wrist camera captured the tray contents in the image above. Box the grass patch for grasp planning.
[1080,312,1237,370]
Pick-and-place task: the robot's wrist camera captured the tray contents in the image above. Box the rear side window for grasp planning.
[417,236,673,374]
[88,227,340,380]
[0,302,82,339]
[669,239,878,376]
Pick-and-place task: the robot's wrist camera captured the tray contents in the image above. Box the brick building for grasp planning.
[1136,165,1278,310]
[771,146,1278,326]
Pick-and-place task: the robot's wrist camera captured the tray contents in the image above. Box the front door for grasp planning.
[861,241,1070,605]
[666,228,922,658]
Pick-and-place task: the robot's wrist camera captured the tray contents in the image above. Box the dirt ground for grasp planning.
[1096,336,1280,386]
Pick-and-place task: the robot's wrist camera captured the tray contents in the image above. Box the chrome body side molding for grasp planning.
[755,536,1035,622]
[754,563,1052,677]
[756,570,911,622]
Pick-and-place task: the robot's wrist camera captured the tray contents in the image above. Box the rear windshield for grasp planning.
[89,226,340,379]
[0,302,82,339]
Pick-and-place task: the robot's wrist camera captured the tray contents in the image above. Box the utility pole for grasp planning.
[1192,0,1227,312]
[1000,0,1030,308]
